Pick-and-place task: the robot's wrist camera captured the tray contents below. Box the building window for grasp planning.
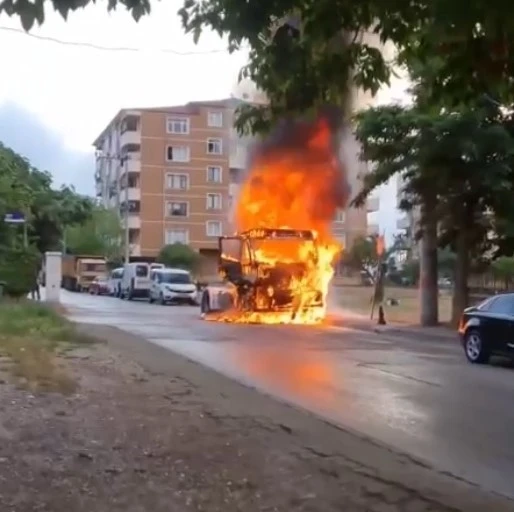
[207,111,223,128]
[335,209,345,222]
[206,165,222,183]
[206,193,222,210]
[165,228,189,245]
[166,201,189,217]
[166,173,189,190]
[207,138,223,155]
[166,117,189,134]
[166,145,190,162]
[206,220,222,237]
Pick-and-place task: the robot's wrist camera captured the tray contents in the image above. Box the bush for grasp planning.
[0,245,40,298]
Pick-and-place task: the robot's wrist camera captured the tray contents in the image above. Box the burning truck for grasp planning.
[200,228,328,323]
[201,110,351,325]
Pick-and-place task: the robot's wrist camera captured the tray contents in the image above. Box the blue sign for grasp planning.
[4,212,25,224]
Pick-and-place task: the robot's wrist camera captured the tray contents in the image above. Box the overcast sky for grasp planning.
[0,5,407,239]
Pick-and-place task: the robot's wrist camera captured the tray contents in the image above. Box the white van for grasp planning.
[108,267,124,297]
[120,262,152,300]
[149,268,198,305]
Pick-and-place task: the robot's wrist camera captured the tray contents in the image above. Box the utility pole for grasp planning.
[122,155,130,265]
[95,149,130,264]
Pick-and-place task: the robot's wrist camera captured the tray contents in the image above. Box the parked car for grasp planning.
[149,268,198,305]
[89,276,110,296]
[459,293,514,364]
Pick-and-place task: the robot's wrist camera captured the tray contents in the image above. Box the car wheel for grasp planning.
[159,293,166,305]
[149,293,154,304]
[200,292,210,314]
[464,329,490,364]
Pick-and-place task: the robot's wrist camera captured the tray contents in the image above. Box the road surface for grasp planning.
[60,290,514,501]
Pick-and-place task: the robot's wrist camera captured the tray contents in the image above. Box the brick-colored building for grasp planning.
[93,100,235,273]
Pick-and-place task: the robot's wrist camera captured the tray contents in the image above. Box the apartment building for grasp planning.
[93,99,234,273]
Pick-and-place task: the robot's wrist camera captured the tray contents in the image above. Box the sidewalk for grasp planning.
[328,306,456,342]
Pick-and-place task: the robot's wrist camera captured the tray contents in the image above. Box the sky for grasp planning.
[0,4,408,238]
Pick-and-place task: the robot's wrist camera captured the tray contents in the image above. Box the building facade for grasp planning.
[93,100,234,273]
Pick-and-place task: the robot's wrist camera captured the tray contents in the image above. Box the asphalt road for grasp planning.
[60,290,514,501]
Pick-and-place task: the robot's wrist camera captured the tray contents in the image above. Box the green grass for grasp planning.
[0,300,96,393]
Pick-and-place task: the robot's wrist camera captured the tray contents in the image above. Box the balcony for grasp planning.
[367,223,379,236]
[366,196,379,213]
[119,157,141,179]
[121,215,141,230]
[397,216,410,230]
[120,129,141,147]
[119,187,141,201]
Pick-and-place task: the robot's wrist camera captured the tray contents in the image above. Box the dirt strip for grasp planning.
[0,323,512,512]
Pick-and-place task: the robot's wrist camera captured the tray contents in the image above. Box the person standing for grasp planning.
[30,267,41,301]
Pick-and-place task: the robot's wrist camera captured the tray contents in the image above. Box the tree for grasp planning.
[0,143,93,254]
[157,243,201,271]
[342,236,379,283]
[352,102,514,325]
[490,256,514,290]
[437,248,457,280]
[65,206,123,262]
[177,0,514,134]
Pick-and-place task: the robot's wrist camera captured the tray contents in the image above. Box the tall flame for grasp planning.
[215,112,350,325]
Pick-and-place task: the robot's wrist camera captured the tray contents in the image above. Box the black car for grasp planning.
[459,293,514,364]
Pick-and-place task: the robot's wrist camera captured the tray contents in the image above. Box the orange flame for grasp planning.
[213,113,350,325]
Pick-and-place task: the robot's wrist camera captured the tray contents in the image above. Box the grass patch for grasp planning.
[333,285,452,324]
[0,300,97,393]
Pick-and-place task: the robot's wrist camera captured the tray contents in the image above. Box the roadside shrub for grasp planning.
[0,245,40,298]
[0,301,74,342]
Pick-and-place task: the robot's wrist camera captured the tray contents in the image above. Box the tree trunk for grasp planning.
[451,229,470,326]
[419,209,439,326]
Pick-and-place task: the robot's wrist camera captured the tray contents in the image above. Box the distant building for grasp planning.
[93,99,237,274]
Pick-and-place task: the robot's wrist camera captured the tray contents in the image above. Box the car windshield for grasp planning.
[161,272,192,284]
[251,238,317,264]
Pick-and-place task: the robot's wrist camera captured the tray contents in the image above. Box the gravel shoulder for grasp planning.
[0,323,512,512]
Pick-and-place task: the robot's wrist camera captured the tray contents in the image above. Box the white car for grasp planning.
[149,268,198,305]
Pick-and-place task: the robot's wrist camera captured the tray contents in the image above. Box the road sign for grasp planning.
[4,212,25,224]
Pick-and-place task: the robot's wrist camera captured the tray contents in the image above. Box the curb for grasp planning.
[336,319,456,342]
